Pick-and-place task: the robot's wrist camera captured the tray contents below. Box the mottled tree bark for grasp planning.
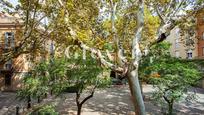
[128,0,146,114]
[127,68,146,115]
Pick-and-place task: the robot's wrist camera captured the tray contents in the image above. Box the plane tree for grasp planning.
[49,1,203,114]
[1,0,204,114]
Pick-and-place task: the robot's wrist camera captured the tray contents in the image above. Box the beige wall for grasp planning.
[0,72,26,91]
[0,13,52,91]
[0,13,25,91]
[0,13,22,24]
[166,27,198,59]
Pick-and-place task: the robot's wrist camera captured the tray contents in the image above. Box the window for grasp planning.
[5,74,11,86]
[4,60,12,70]
[187,52,192,59]
[4,32,14,48]
[187,49,193,59]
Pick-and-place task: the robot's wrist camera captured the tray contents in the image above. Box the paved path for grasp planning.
[0,85,204,115]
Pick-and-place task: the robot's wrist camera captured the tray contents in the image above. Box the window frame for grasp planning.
[187,49,193,59]
[4,32,15,48]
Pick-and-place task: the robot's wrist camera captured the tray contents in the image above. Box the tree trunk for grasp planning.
[75,88,95,115]
[168,101,174,115]
[27,96,31,109]
[37,96,40,103]
[140,80,144,99]
[77,104,82,115]
[127,70,146,115]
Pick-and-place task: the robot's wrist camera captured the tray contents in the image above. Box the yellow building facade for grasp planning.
[166,27,198,59]
[0,13,29,91]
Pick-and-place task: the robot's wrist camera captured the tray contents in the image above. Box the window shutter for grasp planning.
[11,32,15,48]
[4,33,8,49]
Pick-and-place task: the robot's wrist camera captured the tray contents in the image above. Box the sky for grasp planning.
[8,0,18,6]
[0,0,18,12]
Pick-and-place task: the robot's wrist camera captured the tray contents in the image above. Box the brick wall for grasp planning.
[196,9,204,58]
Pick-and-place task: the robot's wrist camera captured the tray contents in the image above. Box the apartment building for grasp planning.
[167,8,204,59]
[0,13,27,91]
[196,8,204,59]
[166,27,198,59]
[0,13,53,91]
[0,12,56,91]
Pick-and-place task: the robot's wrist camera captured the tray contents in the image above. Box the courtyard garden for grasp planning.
[0,0,204,115]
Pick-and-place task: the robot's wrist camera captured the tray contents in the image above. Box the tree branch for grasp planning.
[57,0,64,7]
[163,95,170,104]
[155,5,165,24]
[165,0,174,14]
[150,3,204,47]
[80,86,96,105]
[131,0,144,67]
[169,0,187,17]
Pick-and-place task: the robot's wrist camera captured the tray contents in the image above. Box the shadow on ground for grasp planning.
[0,85,204,115]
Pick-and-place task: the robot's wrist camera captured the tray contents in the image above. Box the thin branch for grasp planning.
[165,0,174,14]
[170,0,187,17]
[155,5,165,24]
[163,95,170,104]
[80,86,96,105]
[57,0,64,7]
[24,0,31,35]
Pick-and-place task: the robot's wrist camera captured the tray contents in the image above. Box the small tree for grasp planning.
[63,56,111,115]
[17,77,48,109]
[140,42,201,115]
[17,63,49,109]
[18,55,110,115]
